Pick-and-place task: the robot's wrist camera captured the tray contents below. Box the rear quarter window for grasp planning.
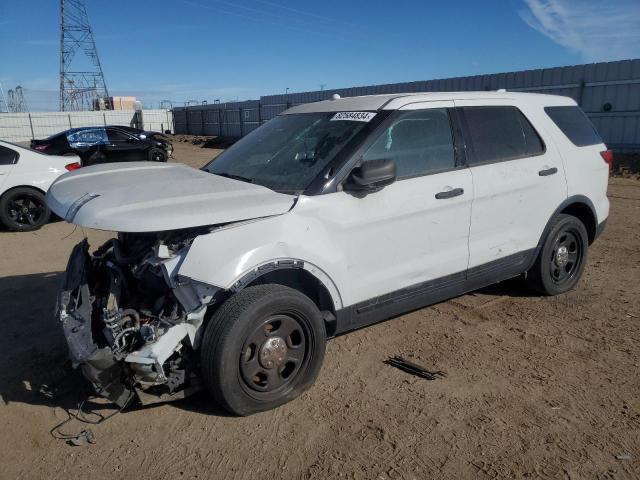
[0,145,19,165]
[544,106,603,147]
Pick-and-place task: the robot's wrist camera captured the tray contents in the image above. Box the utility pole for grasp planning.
[59,0,110,111]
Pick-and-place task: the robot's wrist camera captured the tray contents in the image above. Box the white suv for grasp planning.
[47,92,610,415]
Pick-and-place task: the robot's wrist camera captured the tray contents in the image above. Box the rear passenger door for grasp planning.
[455,101,567,271]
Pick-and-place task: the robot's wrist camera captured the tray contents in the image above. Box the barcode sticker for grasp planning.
[330,112,377,122]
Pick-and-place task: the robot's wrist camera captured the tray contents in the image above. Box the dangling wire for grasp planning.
[49,387,135,445]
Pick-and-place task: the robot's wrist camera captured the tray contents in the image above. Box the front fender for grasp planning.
[177,215,344,310]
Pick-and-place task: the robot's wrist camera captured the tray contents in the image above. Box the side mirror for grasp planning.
[344,158,396,193]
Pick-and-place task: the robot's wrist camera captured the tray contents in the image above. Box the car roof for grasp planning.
[282,91,576,114]
[64,126,142,132]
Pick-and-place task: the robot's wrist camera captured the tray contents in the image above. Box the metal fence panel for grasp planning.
[172,59,640,152]
[0,109,172,142]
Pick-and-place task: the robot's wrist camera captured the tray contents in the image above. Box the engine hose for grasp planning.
[105,261,130,296]
[94,238,142,266]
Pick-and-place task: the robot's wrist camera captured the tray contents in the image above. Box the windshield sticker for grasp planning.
[330,111,377,122]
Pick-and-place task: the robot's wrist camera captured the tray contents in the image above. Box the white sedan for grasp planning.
[0,140,80,231]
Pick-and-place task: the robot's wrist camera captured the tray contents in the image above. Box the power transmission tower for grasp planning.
[7,90,15,113]
[59,0,110,111]
[14,86,27,112]
[0,82,7,113]
[5,86,27,112]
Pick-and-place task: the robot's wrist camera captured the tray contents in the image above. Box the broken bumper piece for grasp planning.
[57,238,216,407]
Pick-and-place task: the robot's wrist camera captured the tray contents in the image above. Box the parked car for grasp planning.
[47,92,610,415]
[31,126,172,166]
[0,140,80,231]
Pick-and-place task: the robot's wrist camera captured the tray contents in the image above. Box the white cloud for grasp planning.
[520,0,640,61]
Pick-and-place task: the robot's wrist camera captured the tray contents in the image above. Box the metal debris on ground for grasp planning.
[67,430,96,447]
[384,356,447,380]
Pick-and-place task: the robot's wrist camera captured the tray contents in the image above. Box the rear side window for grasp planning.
[0,145,19,165]
[67,128,107,145]
[544,106,602,147]
[362,108,455,179]
[463,106,545,165]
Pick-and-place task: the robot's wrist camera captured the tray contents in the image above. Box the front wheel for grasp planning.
[200,284,326,416]
[526,214,589,295]
[0,187,51,231]
[148,147,167,162]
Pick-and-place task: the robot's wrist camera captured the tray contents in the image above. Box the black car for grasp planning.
[30,126,173,166]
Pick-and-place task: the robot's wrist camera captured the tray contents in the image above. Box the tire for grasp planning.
[148,147,167,162]
[200,284,326,416]
[526,214,589,295]
[0,187,51,231]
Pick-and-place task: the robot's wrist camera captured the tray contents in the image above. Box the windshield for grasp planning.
[203,112,374,193]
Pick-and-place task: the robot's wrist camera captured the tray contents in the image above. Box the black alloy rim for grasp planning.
[239,314,307,393]
[549,228,583,285]
[7,193,45,227]
[152,150,166,161]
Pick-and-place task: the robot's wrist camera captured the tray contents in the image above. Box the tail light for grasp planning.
[34,144,48,151]
[65,162,81,171]
[600,150,613,169]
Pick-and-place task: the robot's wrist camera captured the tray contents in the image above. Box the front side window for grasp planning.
[106,128,133,142]
[67,128,107,145]
[0,145,19,165]
[362,108,455,179]
[204,113,372,193]
[463,106,544,165]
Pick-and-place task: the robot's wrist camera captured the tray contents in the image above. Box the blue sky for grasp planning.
[1,0,639,110]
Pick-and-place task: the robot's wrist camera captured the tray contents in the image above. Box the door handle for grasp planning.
[435,187,464,199]
[538,167,558,176]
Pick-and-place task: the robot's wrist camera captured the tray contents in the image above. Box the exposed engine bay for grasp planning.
[58,229,220,407]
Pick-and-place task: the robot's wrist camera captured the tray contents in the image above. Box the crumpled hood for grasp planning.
[46,161,297,232]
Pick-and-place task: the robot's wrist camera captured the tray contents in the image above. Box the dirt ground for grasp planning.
[0,138,639,480]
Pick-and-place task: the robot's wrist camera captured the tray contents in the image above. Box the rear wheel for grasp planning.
[526,214,588,295]
[0,187,51,231]
[148,147,167,162]
[200,284,326,416]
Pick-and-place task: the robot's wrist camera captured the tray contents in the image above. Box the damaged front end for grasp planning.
[58,231,220,407]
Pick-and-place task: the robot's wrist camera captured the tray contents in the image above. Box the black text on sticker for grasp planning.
[330,112,377,122]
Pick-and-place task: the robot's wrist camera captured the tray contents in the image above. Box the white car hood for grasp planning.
[46,162,297,232]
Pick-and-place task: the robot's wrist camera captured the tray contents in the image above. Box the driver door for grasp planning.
[104,128,144,162]
[306,102,473,315]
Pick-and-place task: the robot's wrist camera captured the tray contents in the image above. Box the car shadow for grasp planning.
[0,271,537,418]
[474,275,541,298]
